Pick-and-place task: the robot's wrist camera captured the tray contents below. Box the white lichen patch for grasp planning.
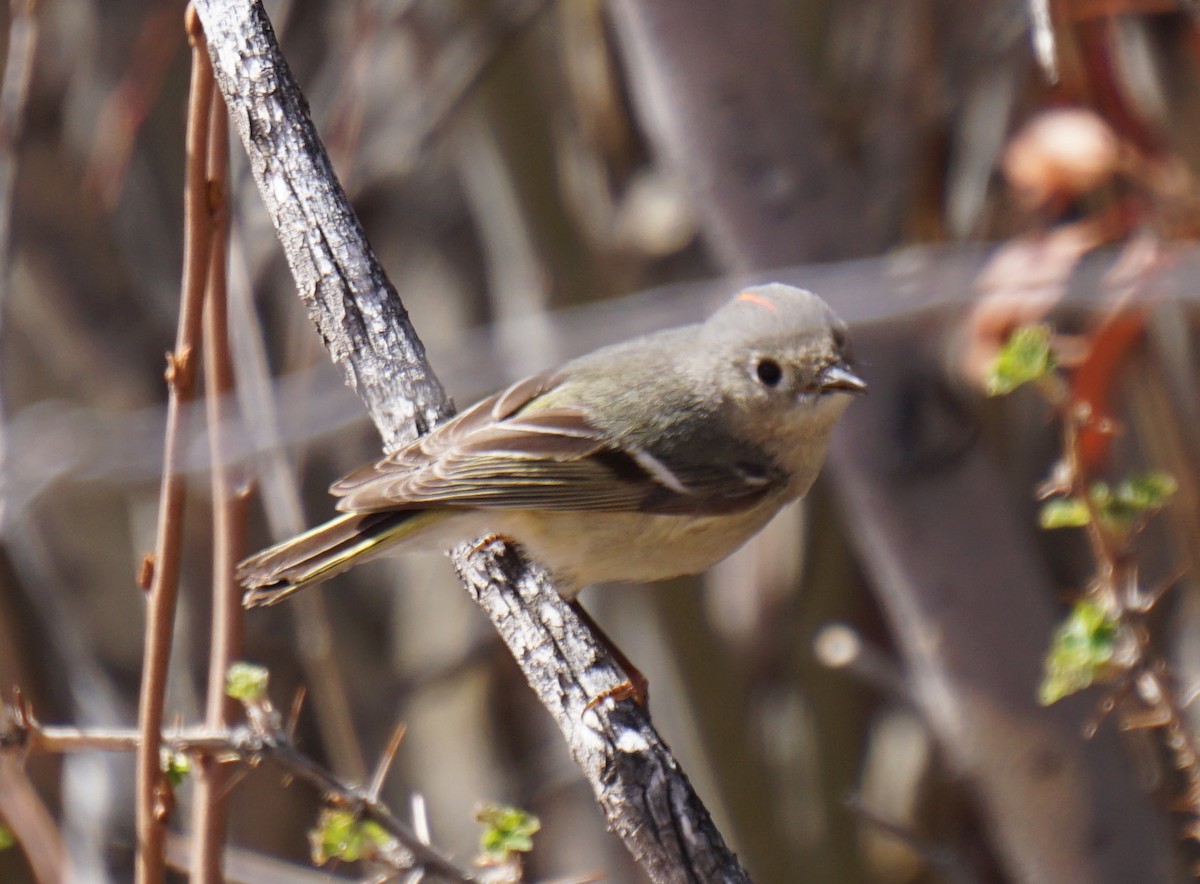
[615,728,650,755]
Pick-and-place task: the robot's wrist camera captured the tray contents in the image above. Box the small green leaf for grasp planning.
[1112,471,1177,517]
[987,324,1056,396]
[309,808,392,865]
[477,803,541,862]
[1039,472,1177,533]
[160,748,191,788]
[0,825,14,851]
[1039,599,1119,705]
[1039,497,1091,529]
[225,661,269,703]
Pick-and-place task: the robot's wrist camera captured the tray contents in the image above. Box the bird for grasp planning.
[238,283,865,610]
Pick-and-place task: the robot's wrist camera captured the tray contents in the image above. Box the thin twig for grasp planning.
[0,0,37,266]
[134,8,216,881]
[846,793,981,884]
[81,3,180,210]
[0,757,66,884]
[0,7,59,880]
[0,0,39,534]
[1035,314,1200,865]
[191,50,243,883]
[367,720,407,803]
[1,716,476,882]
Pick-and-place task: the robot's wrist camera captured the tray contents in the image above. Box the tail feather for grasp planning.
[238,509,434,608]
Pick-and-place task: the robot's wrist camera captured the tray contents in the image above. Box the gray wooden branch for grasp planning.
[189,1,751,881]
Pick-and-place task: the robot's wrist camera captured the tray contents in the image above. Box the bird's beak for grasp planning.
[819,364,867,395]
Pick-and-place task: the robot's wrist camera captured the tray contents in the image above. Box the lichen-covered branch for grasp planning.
[187,1,750,879]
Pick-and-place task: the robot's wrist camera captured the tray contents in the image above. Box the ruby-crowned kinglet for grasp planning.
[239,284,865,607]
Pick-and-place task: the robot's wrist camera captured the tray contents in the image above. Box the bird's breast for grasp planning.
[497,501,783,598]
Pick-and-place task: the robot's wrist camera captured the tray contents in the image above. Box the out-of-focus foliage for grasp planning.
[159,748,192,790]
[1040,599,1120,705]
[224,660,270,703]
[308,808,393,866]
[986,323,1056,395]
[1039,473,1178,531]
[476,802,541,863]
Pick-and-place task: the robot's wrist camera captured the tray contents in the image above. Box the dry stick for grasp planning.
[0,8,66,880]
[190,79,243,882]
[81,3,181,211]
[3,721,475,882]
[0,0,36,272]
[1052,385,1200,850]
[0,758,65,884]
[190,1,750,880]
[134,11,216,882]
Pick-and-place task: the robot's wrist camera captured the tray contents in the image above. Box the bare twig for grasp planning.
[324,0,551,179]
[135,9,216,881]
[0,0,37,265]
[1040,348,1200,858]
[191,58,244,883]
[0,714,476,883]
[0,7,53,878]
[0,0,38,534]
[367,720,407,803]
[81,3,180,210]
[846,793,981,884]
[0,756,66,884]
[189,1,751,880]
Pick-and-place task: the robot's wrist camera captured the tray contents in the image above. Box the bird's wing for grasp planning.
[329,371,782,516]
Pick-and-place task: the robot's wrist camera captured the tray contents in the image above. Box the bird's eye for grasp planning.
[755,357,783,387]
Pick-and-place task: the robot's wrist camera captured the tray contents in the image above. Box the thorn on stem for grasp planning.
[285,686,306,741]
[367,721,408,803]
[137,554,155,591]
[164,347,195,389]
[154,778,174,823]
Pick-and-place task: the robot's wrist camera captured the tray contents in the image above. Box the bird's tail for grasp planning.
[237,509,443,608]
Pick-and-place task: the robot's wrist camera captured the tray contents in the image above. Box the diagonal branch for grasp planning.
[188,1,750,881]
[1,713,474,883]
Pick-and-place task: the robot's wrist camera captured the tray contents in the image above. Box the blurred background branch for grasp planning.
[0,0,1198,881]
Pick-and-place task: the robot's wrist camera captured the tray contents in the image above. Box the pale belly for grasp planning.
[494,502,784,598]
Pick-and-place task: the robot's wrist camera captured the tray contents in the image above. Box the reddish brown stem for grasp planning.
[134,8,215,882]
[1051,333,1200,858]
[0,757,66,884]
[189,65,242,884]
[82,4,181,210]
[0,6,54,880]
